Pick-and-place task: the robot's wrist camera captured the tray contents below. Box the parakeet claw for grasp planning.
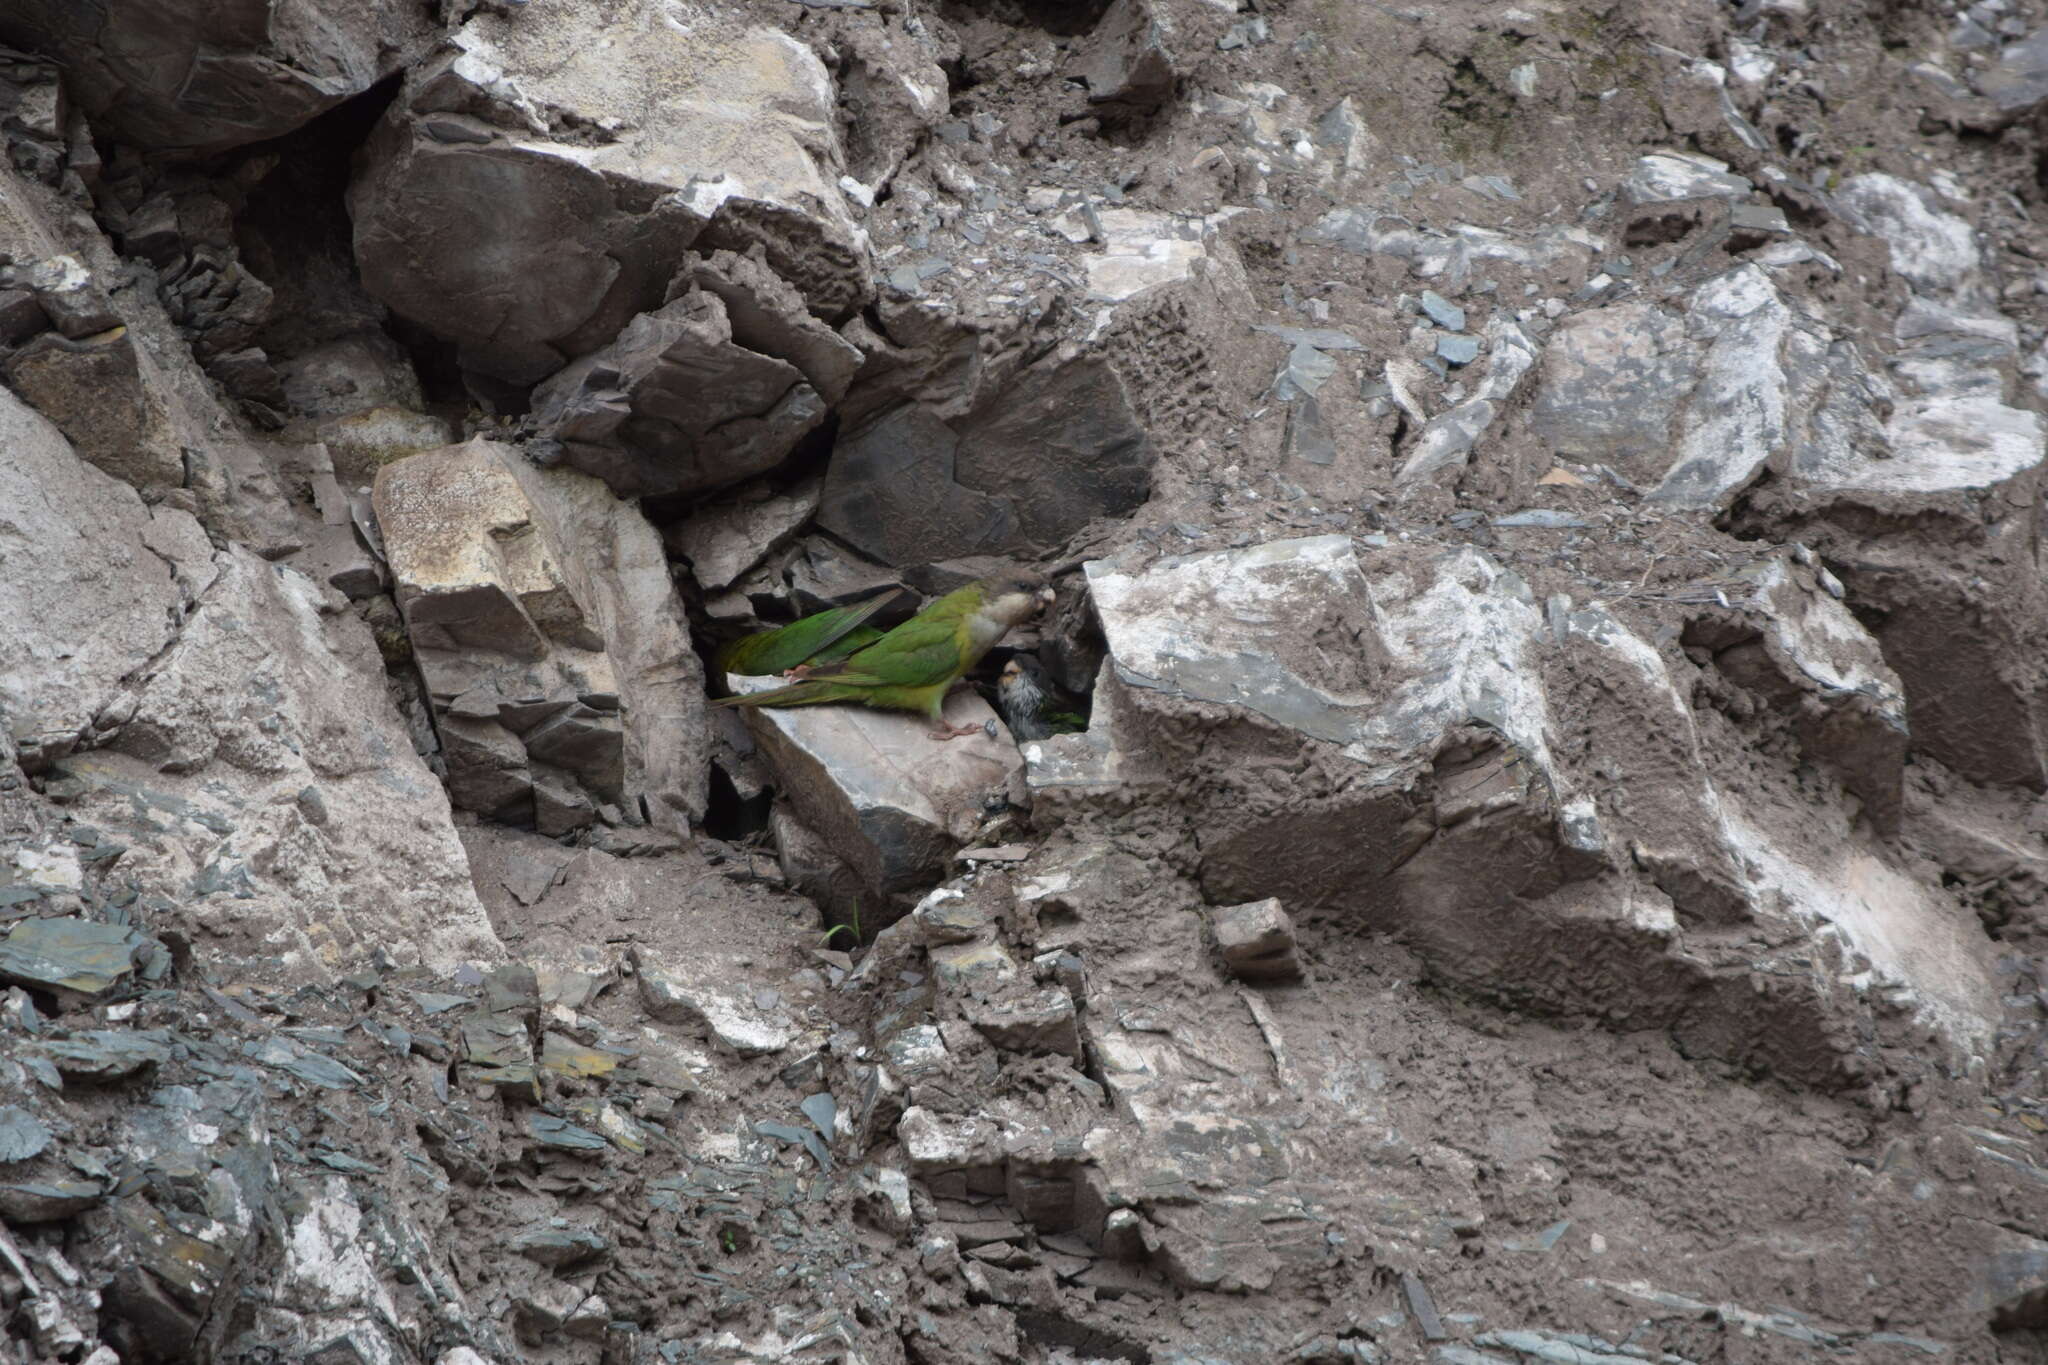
[780,663,814,680]
[930,721,984,740]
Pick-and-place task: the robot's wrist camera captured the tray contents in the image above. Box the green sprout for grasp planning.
[820,900,863,950]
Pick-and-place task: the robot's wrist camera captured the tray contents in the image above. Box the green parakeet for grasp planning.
[714,590,901,677]
[710,574,1053,738]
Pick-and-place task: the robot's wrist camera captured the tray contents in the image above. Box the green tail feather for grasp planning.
[708,681,867,710]
[714,591,900,676]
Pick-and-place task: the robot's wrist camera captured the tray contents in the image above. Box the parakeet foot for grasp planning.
[929,721,984,740]
[780,663,814,680]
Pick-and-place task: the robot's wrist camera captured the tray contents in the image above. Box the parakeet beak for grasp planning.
[1037,587,1055,607]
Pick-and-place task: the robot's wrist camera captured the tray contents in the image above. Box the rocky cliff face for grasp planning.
[3,0,2048,1361]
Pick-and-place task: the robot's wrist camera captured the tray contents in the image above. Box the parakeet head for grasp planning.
[977,573,1054,627]
[1001,655,1050,688]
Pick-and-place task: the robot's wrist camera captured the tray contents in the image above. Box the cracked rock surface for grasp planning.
[4,0,2048,1361]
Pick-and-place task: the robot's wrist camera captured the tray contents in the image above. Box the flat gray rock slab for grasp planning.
[733,676,1023,911]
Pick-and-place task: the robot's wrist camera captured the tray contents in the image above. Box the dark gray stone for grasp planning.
[439,716,535,825]
[0,1105,51,1162]
[818,404,1019,567]
[0,0,437,153]
[0,918,141,1003]
[822,357,1150,567]
[514,1221,611,1267]
[1980,29,2048,113]
[0,1178,103,1221]
[684,250,864,404]
[0,287,48,345]
[532,289,825,499]
[40,1030,172,1082]
[352,125,702,386]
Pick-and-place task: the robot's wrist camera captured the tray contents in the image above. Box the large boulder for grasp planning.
[0,387,497,975]
[74,542,503,974]
[373,441,707,835]
[1025,535,1996,1087]
[0,1,437,153]
[0,389,207,772]
[819,355,1153,567]
[378,444,712,839]
[349,3,868,389]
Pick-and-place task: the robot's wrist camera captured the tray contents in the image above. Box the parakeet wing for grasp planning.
[806,625,886,668]
[810,609,971,689]
[715,590,899,675]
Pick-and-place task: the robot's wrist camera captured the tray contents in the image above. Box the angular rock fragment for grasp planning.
[2,320,180,492]
[898,1107,1007,1195]
[315,406,456,488]
[0,1105,51,1162]
[531,288,826,500]
[838,28,949,191]
[771,806,868,927]
[914,887,994,946]
[1078,1109,1324,1293]
[635,949,794,1056]
[733,674,1024,919]
[461,1012,534,1071]
[1680,557,1909,833]
[1977,29,2048,116]
[1617,149,1755,246]
[374,440,707,832]
[930,938,1022,993]
[684,250,865,406]
[966,987,1081,1059]
[1314,96,1381,179]
[39,1030,171,1083]
[1079,0,1180,116]
[1527,301,1698,474]
[1085,208,1240,304]
[1397,317,1538,482]
[101,1195,234,1333]
[818,404,1019,566]
[0,1179,103,1223]
[0,917,141,1005]
[1209,899,1301,982]
[1984,1232,2048,1329]
[665,477,822,594]
[1836,174,1981,294]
